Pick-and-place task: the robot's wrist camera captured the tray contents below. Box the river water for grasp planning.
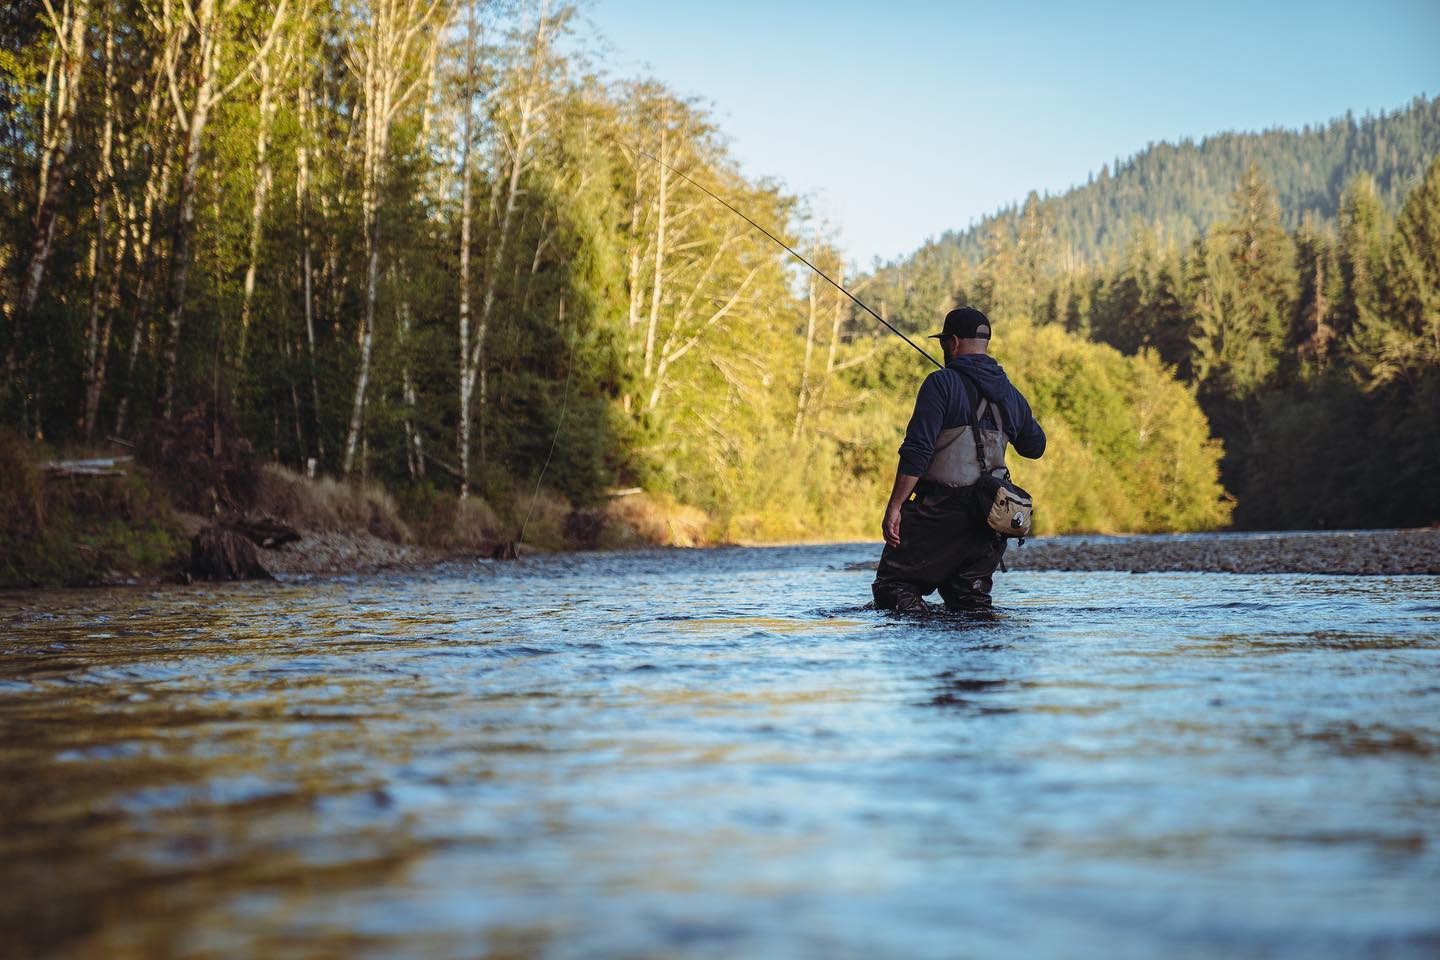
[2,543,1438,958]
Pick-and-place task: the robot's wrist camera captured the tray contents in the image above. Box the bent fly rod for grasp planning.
[639,150,943,370]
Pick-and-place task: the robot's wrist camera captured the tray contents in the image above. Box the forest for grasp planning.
[926,95,1440,268]
[12,0,1424,573]
[869,155,1440,529]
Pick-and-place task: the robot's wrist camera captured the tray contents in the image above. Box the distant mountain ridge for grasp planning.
[908,94,1439,268]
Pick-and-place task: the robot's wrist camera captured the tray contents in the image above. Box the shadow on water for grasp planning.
[1,542,1438,958]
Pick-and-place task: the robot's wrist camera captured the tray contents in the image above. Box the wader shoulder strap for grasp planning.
[968,395,1007,474]
[971,398,992,474]
[954,368,1006,477]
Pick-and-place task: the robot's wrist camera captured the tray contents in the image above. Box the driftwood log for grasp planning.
[224,513,301,549]
[42,456,132,478]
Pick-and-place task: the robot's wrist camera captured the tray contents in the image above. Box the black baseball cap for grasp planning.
[928,306,992,341]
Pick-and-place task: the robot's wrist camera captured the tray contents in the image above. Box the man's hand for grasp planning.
[883,504,902,548]
[881,471,919,550]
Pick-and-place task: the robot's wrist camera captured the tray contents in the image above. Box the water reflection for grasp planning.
[1,550,1438,958]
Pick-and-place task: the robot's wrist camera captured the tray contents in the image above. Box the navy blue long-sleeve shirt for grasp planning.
[897,354,1046,478]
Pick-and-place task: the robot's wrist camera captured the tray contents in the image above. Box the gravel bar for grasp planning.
[1007,528,1440,575]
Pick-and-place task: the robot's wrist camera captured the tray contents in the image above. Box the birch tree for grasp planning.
[293,76,324,461]
[113,23,186,436]
[155,0,290,417]
[453,0,481,496]
[8,0,90,385]
[237,4,308,366]
[341,0,446,476]
[80,10,118,438]
[457,0,554,494]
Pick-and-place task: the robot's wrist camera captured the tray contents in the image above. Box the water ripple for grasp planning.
[1,546,1437,958]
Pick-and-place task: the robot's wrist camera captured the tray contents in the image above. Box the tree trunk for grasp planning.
[280,331,305,462]
[110,17,185,438]
[399,296,424,479]
[824,263,845,375]
[81,14,119,438]
[642,124,668,381]
[793,248,819,440]
[342,12,385,477]
[295,81,324,462]
[239,53,280,365]
[343,150,385,475]
[11,0,90,373]
[158,0,222,418]
[456,0,478,498]
[342,0,442,476]
[114,110,178,437]
[466,0,548,478]
[625,147,645,366]
[155,0,290,418]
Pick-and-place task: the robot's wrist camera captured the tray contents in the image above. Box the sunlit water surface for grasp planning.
[2,543,1438,958]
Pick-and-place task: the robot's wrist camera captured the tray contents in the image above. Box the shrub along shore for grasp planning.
[5,410,1434,589]
[0,414,715,589]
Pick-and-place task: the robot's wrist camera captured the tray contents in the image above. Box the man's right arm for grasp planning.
[881,470,919,548]
[884,373,948,547]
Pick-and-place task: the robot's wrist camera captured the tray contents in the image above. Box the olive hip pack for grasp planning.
[975,472,1034,539]
[969,398,1034,540]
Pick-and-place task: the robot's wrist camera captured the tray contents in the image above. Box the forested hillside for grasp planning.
[865,155,1440,529]
[907,95,1439,271]
[1,0,1233,550]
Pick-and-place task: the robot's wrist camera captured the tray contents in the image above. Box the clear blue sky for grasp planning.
[582,0,1440,266]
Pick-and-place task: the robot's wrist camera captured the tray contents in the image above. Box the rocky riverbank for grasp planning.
[1007,528,1440,575]
[204,524,439,579]
[1,408,710,588]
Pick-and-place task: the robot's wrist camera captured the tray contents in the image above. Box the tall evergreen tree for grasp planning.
[1334,174,1387,349]
[1289,214,1340,379]
[1190,165,1297,401]
[1352,155,1440,386]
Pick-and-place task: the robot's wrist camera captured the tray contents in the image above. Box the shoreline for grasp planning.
[189,525,1440,581]
[1007,527,1440,576]
[9,527,1439,593]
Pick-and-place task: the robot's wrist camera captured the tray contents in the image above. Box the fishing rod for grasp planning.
[638,150,943,370]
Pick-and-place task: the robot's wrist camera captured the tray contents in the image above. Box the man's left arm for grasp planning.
[1010,393,1047,459]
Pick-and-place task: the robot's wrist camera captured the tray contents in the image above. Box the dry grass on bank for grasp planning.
[258,467,716,555]
[405,490,502,552]
[257,465,411,542]
[600,491,717,548]
[0,429,46,534]
[409,487,719,554]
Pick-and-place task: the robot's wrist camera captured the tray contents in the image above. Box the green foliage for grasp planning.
[998,325,1232,533]
[1188,167,1299,402]
[0,0,1265,558]
[0,432,188,587]
[1233,371,1440,529]
[1350,155,1440,387]
[1335,173,1388,347]
[866,138,1440,531]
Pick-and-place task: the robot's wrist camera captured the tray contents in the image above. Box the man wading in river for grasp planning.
[873,307,1046,612]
